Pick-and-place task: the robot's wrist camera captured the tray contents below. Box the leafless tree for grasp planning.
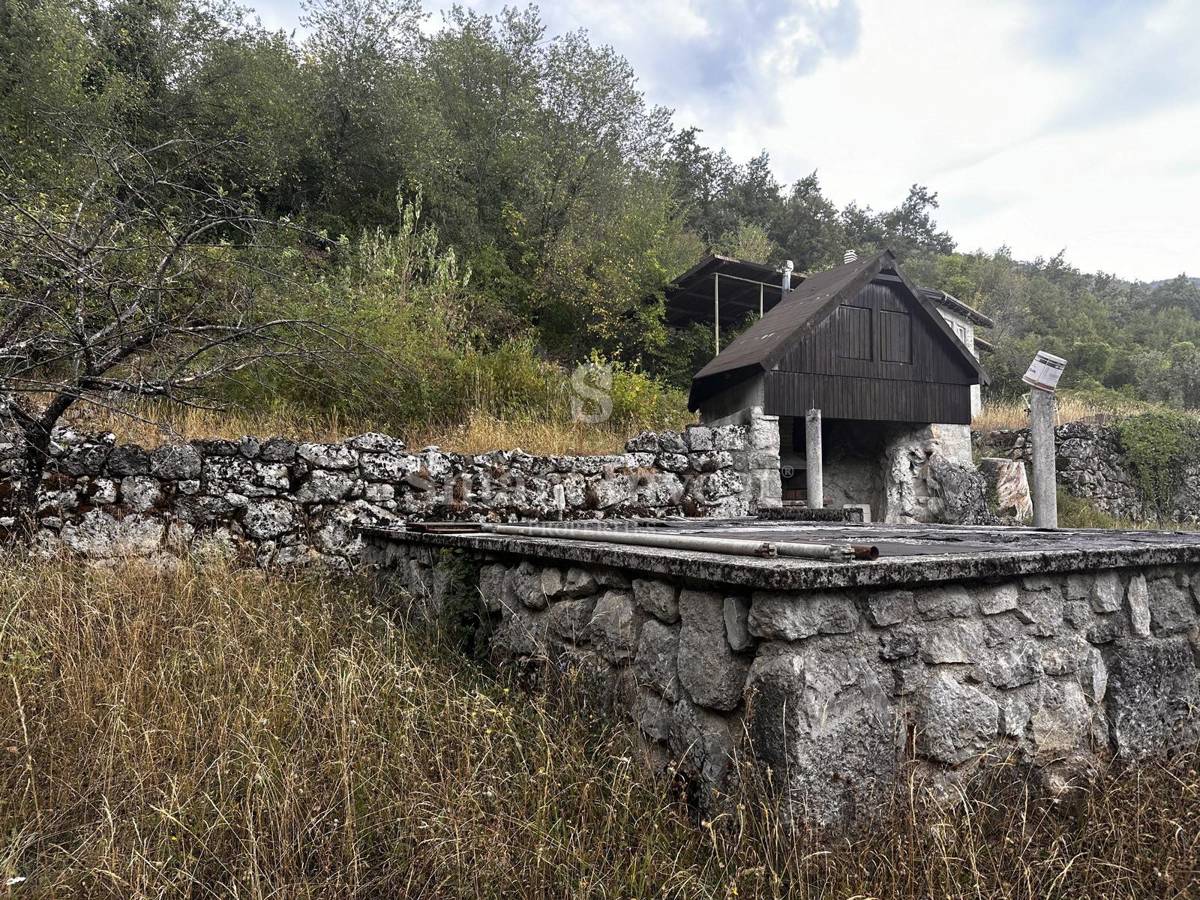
[0,133,337,531]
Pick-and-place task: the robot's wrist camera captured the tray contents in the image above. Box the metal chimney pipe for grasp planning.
[781,259,794,293]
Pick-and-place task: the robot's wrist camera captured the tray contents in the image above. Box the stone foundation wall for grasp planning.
[0,417,780,566]
[372,541,1200,825]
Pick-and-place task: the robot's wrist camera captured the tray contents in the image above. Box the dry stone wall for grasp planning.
[0,419,779,567]
[375,540,1200,825]
[977,422,1145,520]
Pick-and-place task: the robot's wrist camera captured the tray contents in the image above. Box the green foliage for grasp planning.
[1115,411,1200,519]
[4,0,1198,436]
[1055,489,1134,529]
[225,196,687,434]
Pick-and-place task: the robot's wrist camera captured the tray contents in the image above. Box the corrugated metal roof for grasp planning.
[663,254,802,327]
[918,288,994,328]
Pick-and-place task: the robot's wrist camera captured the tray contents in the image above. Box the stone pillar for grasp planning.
[1029,389,1057,528]
[745,407,782,511]
[805,409,823,509]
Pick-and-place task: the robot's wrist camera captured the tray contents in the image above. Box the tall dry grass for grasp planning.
[1,556,1198,897]
[59,400,646,455]
[973,393,1179,432]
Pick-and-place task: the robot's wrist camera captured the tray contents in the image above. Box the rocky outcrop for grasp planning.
[0,420,779,567]
[979,457,1033,522]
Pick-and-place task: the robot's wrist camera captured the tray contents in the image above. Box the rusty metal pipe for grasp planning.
[481,522,778,557]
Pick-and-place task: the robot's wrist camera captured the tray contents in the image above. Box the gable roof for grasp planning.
[688,250,989,410]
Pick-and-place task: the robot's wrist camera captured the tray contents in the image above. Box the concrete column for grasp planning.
[1029,388,1057,528]
[805,409,823,509]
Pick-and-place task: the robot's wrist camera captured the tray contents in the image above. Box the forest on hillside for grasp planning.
[3,0,1199,438]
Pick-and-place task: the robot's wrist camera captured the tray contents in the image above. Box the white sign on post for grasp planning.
[1022,350,1067,392]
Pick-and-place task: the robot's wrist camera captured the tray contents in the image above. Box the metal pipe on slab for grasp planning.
[481,522,778,557]
[478,523,878,562]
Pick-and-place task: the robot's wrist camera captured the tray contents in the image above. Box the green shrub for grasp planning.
[223,197,689,439]
[1115,410,1200,520]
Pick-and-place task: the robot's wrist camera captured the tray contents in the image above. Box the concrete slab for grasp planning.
[361,519,1200,593]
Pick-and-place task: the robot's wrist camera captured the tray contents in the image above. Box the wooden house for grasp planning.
[665,250,993,515]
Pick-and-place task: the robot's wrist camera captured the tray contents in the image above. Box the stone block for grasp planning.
[633,619,680,701]
[979,583,1019,615]
[564,567,598,598]
[1147,576,1197,635]
[241,498,297,540]
[510,560,548,610]
[540,567,566,600]
[1016,591,1065,637]
[1086,616,1123,645]
[723,596,753,651]
[1040,634,1087,676]
[656,452,689,473]
[106,444,151,476]
[978,638,1043,689]
[150,444,202,480]
[921,620,983,665]
[477,563,509,612]
[546,596,598,643]
[1080,647,1108,704]
[633,578,679,623]
[296,470,356,503]
[120,475,162,512]
[678,589,750,711]
[746,643,896,825]
[1107,637,1200,758]
[359,453,420,482]
[349,432,405,453]
[259,437,298,463]
[713,426,747,451]
[916,673,999,765]
[586,590,643,664]
[748,591,858,641]
[493,604,549,658]
[1126,573,1151,637]
[684,426,713,452]
[298,442,358,470]
[865,590,914,627]
[916,585,974,619]
[634,688,673,744]
[879,624,921,660]
[1029,680,1091,759]
[669,697,738,790]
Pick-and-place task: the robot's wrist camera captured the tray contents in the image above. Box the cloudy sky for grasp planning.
[253,0,1199,282]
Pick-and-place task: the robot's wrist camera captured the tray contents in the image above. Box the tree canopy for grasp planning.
[1,0,1195,418]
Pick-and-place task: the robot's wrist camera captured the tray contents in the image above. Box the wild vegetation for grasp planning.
[3,0,1198,457]
[1,556,1198,898]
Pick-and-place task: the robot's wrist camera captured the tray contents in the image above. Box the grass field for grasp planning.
[1,556,1198,898]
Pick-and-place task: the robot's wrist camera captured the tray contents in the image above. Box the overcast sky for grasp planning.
[253,0,1199,282]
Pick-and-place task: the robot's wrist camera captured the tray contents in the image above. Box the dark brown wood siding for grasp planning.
[775,283,976,385]
[765,282,975,423]
[763,372,972,423]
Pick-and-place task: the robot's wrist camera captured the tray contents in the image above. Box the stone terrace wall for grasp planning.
[375,540,1200,825]
[0,416,780,567]
[976,422,1145,520]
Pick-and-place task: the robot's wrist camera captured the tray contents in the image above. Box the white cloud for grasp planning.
[247,0,1200,280]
